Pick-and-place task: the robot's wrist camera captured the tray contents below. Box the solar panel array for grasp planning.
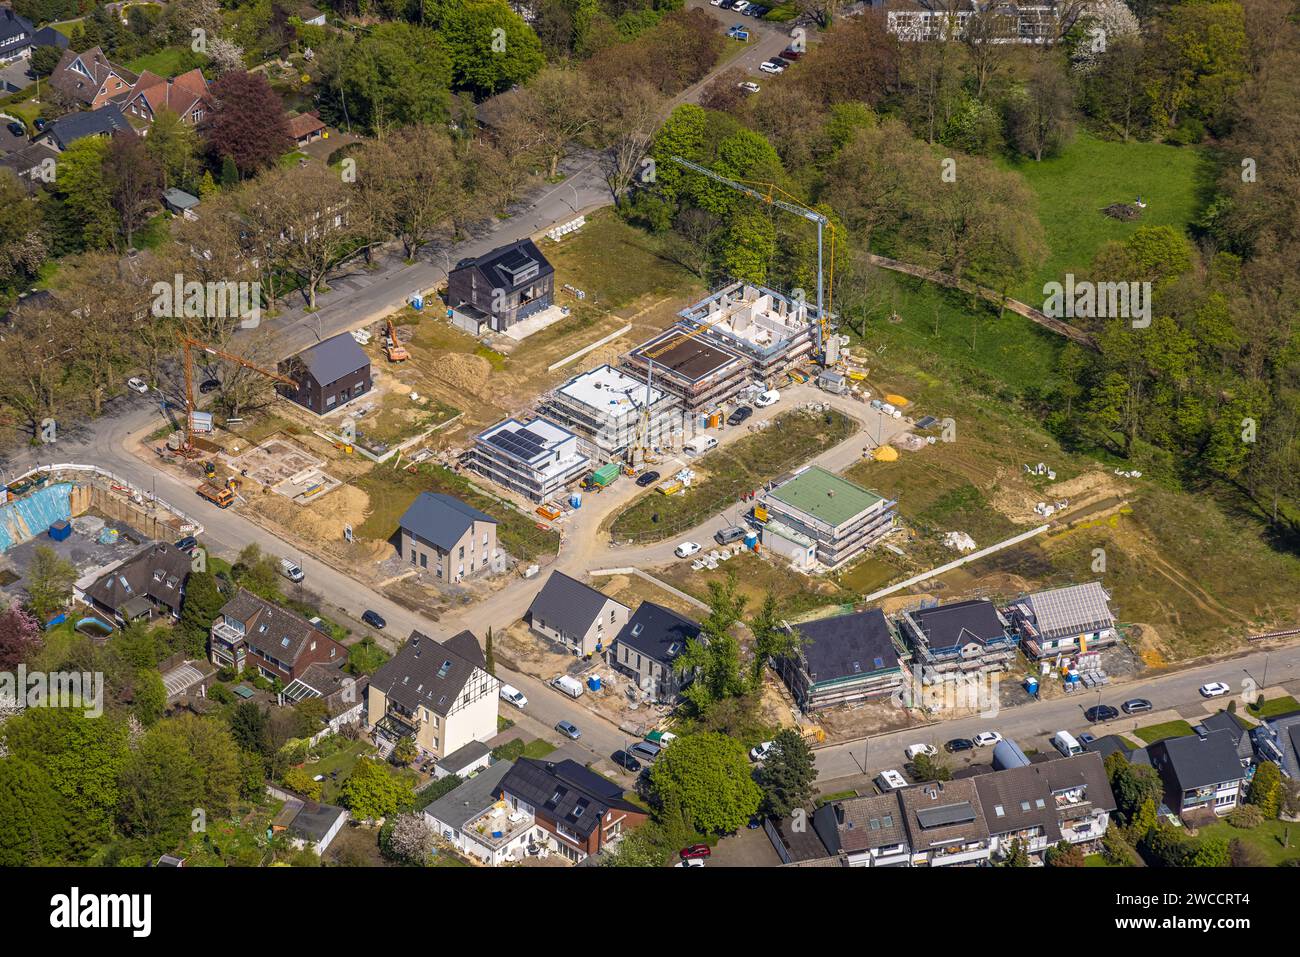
[915,801,977,829]
[488,426,547,461]
[1029,582,1114,640]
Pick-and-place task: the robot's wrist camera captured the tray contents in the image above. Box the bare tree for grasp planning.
[595,81,666,206]
[356,126,462,260]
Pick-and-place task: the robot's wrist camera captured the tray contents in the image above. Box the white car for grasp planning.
[500,684,528,709]
[750,740,775,762]
[675,858,705,867]
[759,60,785,75]
[675,541,702,558]
[710,0,724,4]
[973,731,1003,747]
[738,81,760,94]
[754,389,780,407]
[1200,681,1231,698]
[126,377,149,394]
[905,743,938,760]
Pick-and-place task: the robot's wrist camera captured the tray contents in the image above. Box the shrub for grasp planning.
[1227,805,1264,829]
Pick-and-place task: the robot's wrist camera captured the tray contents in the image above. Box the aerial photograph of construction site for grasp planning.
[0,2,1297,907]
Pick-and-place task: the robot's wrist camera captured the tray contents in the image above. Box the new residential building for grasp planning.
[622,326,748,414]
[609,601,701,702]
[1007,581,1118,659]
[447,238,554,333]
[676,282,819,382]
[761,465,897,569]
[542,363,682,459]
[367,631,499,761]
[397,492,499,582]
[468,417,589,503]
[897,598,1017,679]
[779,608,907,711]
[277,332,372,416]
[526,570,630,657]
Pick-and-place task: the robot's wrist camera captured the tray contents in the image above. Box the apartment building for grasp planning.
[469,416,589,503]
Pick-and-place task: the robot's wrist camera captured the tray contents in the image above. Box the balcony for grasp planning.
[212,619,245,645]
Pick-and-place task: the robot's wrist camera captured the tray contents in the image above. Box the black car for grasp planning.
[945,738,975,753]
[6,121,24,137]
[635,470,660,487]
[199,378,221,394]
[173,536,198,554]
[362,609,386,629]
[611,750,642,773]
[1122,698,1153,714]
[1085,705,1119,723]
[727,406,753,426]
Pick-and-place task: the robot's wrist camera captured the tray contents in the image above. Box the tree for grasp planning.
[912,751,952,782]
[105,132,163,249]
[0,601,42,670]
[425,0,545,96]
[499,67,598,180]
[340,757,414,821]
[145,108,201,192]
[391,736,418,767]
[133,670,167,727]
[1044,839,1085,867]
[1001,837,1031,867]
[0,757,65,866]
[355,126,461,260]
[231,544,282,600]
[228,701,273,762]
[484,627,496,676]
[1248,761,1283,818]
[675,574,749,717]
[648,732,761,835]
[748,593,803,688]
[204,71,293,176]
[343,22,454,137]
[48,136,117,252]
[760,729,817,819]
[381,812,436,865]
[1189,835,1231,867]
[29,44,62,77]
[1006,54,1075,162]
[206,36,245,76]
[1105,752,1164,828]
[0,172,46,294]
[596,80,666,206]
[283,767,323,800]
[25,546,76,623]
[117,723,203,850]
[963,7,1016,99]
[179,570,224,657]
[1229,838,1265,867]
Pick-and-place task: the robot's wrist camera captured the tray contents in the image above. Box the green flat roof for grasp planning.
[768,466,883,527]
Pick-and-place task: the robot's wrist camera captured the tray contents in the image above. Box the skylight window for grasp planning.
[437,659,452,678]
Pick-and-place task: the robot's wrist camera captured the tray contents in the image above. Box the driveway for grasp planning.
[707,825,782,867]
[0,60,33,96]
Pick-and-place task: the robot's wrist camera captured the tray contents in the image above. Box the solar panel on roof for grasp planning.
[915,802,976,829]
[515,428,544,444]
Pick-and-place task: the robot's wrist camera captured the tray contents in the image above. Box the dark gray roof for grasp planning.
[1040,751,1117,812]
[794,608,900,684]
[422,760,514,831]
[219,589,337,666]
[287,799,346,843]
[613,601,700,666]
[1150,729,1247,791]
[815,792,908,854]
[1084,734,1136,762]
[290,332,368,387]
[43,105,131,150]
[527,571,624,639]
[369,630,487,716]
[289,661,367,718]
[32,26,69,49]
[437,740,491,775]
[1195,711,1253,760]
[903,598,1008,652]
[0,142,59,178]
[0,9,33,45]
[455,238,553,294]
[398,492,495,551]
[500,758,641,840]
[84,542,190,616]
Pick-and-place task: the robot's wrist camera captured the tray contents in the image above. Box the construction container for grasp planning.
[536,504,562,521]
[708,411,722,428]
[589,463,621,488]
[569,493,582,509]
[189,411,214,434]
[47,519,72,542]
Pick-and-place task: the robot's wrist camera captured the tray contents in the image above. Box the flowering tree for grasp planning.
[0,600,41,671]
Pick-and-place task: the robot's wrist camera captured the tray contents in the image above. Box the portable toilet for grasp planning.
[570,492,582,509]
[744,530,758,549]
[1024,676,1039,696]
[587,675,602,692]
[411,291,424,310]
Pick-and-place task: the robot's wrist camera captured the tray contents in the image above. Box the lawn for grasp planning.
[609,407,855,542]
[126,45,208,77]
[490,737,558,761]
[305,738,419,805]
[1194,818,1300,866]
[1132,720,1196,744]
[1247,696,1300,720]
[1003,131,1210,302]
[353,461,560,562]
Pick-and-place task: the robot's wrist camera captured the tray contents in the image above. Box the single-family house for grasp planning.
[422,760,545,865]
[209,589,345,682]
[0,142,59,192]
[123,68,211,127]
[1148,728,1250,820]
[899,779,993,866]
[778,607,907,711]
[1007,580,1119,659]
[47,47,136,108]
[498,757,648,863]
[976,751,1116,858]
[36,104,132,151]
[0,8,33,63]
[526,570,629,657]
[367,630,499,761]
[277,332,371,415]
[397,492,499,583]
[897,598,1017,680]
[80,541,191,624]
[447,238,554,332]
[609,601,700,703]
[812,792,911,867]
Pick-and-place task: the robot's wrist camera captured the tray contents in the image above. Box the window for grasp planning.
[458,546,464,560]
[410,548,417,566]
[420,554,427,569]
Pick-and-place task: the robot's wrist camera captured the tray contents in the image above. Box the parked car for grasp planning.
[675,858,705,867]
[945,737,974,753]
[1122,698,1153,715]
[1079,732,1096,746]
[612,750,642,772]
[754,389,780,407]
[759,59,785,74]
[750,4,769,14]
[905,743,938,760]
[628,741,661,762]
[1085,704,1119,723]
[973,731,1003,747]
[876,769,908,792]
[737,81,760,94]
[1200,681,1231,698]
[126,377,149,394]
[199,378,221,394]
[499,684,528,709]
[361,609,386,629]
[6,120,24,137]
[781,47,804,60]
[679,843,711,859]
[555,720,582,740]
[714,525,746,545]
[727,25,749,40]
[710,0,725,5]
[727,405,753,426]
[278,558,304,583]
[636,470,660,487]
[750,740,775,762]
[173,536,198,554]
[675,541,702,558]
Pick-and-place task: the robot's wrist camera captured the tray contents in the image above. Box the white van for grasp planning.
[279,558,304,583]
[499,684,528,709]
[684,435,718,456]
[876,769,909,792]
[1052,730,1084,757]
[552,674,585,698]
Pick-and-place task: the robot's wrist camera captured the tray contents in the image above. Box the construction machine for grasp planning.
[384,318,409,362]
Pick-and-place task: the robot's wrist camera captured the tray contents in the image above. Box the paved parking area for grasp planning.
[706,825,782,867]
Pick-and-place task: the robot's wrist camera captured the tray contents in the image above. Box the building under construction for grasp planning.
[542,364,682,459]
[622,326,747,415]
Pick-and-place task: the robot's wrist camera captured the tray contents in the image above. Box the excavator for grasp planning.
[384,317,409,362]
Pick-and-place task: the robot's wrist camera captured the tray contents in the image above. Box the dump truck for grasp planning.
[196,481,234,508]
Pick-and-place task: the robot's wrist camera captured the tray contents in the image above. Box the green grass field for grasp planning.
[1004,132,1210,302]
[1132,720,1196,744]
[1194,818,1300,866]
[126,45,208,77]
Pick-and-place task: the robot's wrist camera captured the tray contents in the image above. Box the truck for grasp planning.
[196,482,234,508]
[552,674,585,699]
